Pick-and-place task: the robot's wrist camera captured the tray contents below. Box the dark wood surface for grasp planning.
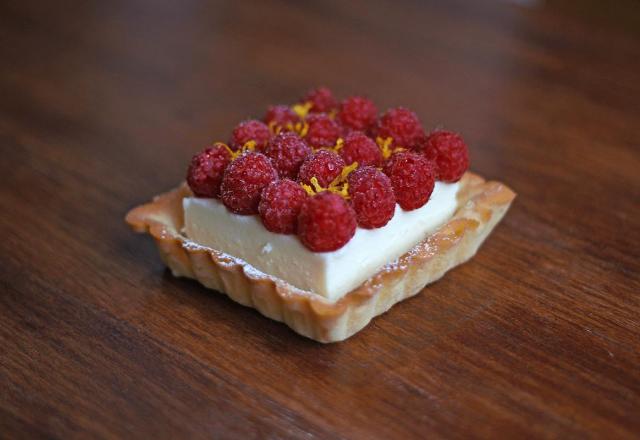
[1,0,639,438]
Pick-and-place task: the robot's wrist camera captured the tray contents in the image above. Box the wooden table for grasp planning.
[2,0,639,438]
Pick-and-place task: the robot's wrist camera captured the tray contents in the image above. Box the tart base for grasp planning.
[126,172,515,343]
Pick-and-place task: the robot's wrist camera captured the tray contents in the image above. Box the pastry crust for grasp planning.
[126,172,515,342]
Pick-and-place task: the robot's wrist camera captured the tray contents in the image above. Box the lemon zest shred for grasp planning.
[220,142,235,157]
[310,177,324,193]
[301,183,315,197]
[268,120,282,135]
[329,161,358,188]
[300,162,357,200]
[285,121,309,138]
[291,101,313,119]
[331,181,350,199]
[311,137,344,154]
[297,121,309,137]
[221,140,257,161]
[377,136,406,160]
[300,176,325,197]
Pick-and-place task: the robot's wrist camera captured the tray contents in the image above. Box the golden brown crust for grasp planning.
[125,172,515,342]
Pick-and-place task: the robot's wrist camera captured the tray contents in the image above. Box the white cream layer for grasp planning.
[183,182,459,301]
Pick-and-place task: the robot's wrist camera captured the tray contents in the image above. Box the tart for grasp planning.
[126,88,515,342]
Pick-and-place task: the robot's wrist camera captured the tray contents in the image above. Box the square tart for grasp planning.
[126,172,515,342]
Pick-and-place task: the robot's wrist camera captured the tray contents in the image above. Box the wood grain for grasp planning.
[1,0,639,438]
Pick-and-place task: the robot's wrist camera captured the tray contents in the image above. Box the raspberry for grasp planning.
[298,150,346,187]
[422,130,469,182]
[265,132,312,179]
[383,151,435,210]
[186,144,232,198]
[220,152,278,214]
[303,87,337,113]
[258,179,307,234]
[339,96,378,132]
[376,107,425,149]
[297,192,356,252]
[339,131,382,168]
[263,105,299,129]
[229,119,271,151]
[304,113,341,149]
[348,167,396,228]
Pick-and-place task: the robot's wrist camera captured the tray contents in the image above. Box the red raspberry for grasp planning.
[304,113,341,149]
[258,179,307,234]
[383,151,435,211]
[297,192,357,252]
[298,150,346,187]
[376,107,425,149]
[229,119,271,151]
[422,130,469,182]
[220,152,278,214]
[265,132,312,179]
[348,167,396,229]
[339,131,382,168]
[303,87,337,113]
[263,105,300,129]
[339,96,378,132]
[186,144,232,198]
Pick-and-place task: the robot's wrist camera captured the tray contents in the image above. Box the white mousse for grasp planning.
[183,182,459,301]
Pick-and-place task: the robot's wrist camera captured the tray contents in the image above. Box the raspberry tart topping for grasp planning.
[265,132,312,179]
[376,107,425,149]
[258,179,308,234]
[421,130,469,182]
[298,149,346,187]
[339,131,382,168]
[304,113,341,150]
[297,192,357,252]
[185,88,470,252]
[220,152,278,214]
[230,119,271,151]
[186,143,232,198]
[302,87,337,114]
[348,166,396,229]
[339,96,378,132]
[383,151,436,211]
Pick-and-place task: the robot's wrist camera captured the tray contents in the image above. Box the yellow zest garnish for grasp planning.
[222,140,256,160]
[301,176,325,196]
[301,178,350,199]
[291,101,313,119]
[220,142,235,156]
[331,181,350,199]
[284,121,309,138]
[268,120,282,135]
[330,161,358,187]
[297,121,309,137]
[301,183,314,196]
[300,162,358,200]
[377,136,406,160]
[327,109,338,120]
[312,137,344,153]
[268,119,309,138]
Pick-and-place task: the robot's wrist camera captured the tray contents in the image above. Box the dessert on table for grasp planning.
[126,87,515,342]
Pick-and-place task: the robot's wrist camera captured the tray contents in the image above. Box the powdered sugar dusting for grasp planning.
[181,237,317,299]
